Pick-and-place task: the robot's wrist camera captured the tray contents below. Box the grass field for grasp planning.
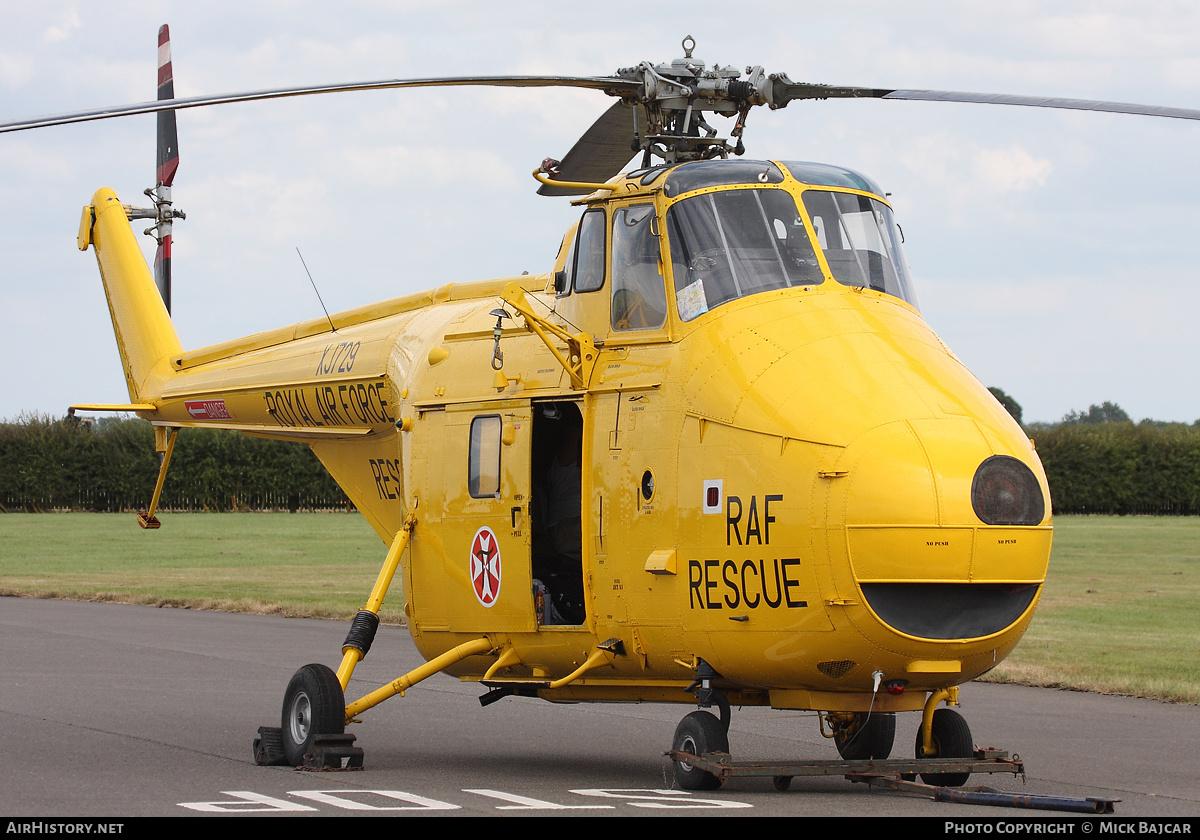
[1,512,1197,703]
[0,511,401,623]
[980,516,1200,704]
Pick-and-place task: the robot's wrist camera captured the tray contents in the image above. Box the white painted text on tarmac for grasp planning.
[178,788,752,812]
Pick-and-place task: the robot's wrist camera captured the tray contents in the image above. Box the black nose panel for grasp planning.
[861,582,1040,640]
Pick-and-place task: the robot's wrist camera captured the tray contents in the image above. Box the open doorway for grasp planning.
[530,401,586,626]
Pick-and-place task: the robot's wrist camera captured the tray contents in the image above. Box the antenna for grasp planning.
[296,248,336,334]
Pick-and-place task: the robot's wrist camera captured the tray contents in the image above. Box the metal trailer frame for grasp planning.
[667,748,1118,813]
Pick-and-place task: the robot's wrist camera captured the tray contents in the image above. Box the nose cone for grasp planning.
[829,416,1049,641]
[679,289,1050,645]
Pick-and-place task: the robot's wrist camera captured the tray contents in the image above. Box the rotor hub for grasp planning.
[611,36,771,165]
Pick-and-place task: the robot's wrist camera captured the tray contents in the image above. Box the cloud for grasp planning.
[0,51,34,87]
[972,145,1053,193]
[43,11,82,43]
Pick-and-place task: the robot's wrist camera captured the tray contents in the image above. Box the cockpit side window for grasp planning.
[570,209,607,294]
[611,204,666,331]
[802,190,918,308]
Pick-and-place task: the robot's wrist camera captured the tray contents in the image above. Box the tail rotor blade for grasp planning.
[156,24,179,187]
[154,24,178,315]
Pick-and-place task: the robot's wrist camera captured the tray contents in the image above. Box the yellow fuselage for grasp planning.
[82,158,1050,714]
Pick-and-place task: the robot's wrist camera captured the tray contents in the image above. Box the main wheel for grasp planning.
[914,707,973,787]
[281,664,345,766]
[834,712,896,760]
[672,711,729,791]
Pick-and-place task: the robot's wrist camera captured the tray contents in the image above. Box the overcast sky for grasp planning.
[2,1,1199,424]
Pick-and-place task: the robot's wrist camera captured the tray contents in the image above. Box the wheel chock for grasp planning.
[252,726,288,766]
[254,727,363,769]
[301,733,364,770]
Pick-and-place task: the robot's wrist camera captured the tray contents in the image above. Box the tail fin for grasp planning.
[79,189,183,403]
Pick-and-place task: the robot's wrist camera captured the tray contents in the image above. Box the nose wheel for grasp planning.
[833,711,896,760]
[915,707,974,786]
[671,710,729,790]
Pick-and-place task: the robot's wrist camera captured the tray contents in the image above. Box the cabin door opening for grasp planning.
[531,400,586,626]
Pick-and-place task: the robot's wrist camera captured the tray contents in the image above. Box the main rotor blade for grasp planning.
[882,90,1200,121]
[538,101,646,196]
[772,81,1200,121]
[0,75,639,134]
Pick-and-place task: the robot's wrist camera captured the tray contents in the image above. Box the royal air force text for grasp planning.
[264,381,392,428]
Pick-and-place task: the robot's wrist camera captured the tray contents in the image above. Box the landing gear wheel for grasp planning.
[672,711,729,791]
[834,712,896,760]
[281,664,345,766]
[915,707,973,787]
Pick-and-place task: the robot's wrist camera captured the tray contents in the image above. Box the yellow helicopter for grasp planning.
[6,30,1198,791]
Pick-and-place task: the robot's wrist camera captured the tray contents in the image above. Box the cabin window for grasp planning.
[611,204,667,331]
[667,187,824,321]
[567,208,607,294]
[468,415,502,498]
[801,189,918,307]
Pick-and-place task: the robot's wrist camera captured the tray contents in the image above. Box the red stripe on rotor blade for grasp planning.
[158,25,173,91]
[156,157,179,187]
[156,23,178,186]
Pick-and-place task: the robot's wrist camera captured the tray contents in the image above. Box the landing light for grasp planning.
[971,455,1044,525]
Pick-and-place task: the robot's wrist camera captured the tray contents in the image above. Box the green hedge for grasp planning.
[1034,423,1200,515]
[0,415,349,513]
[4,415,1199,516]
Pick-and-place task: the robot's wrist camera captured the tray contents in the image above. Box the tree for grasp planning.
[988,387,1023,426]
[1062,402,1131,425]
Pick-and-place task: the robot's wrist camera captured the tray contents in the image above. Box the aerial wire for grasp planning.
[297,247,336,334]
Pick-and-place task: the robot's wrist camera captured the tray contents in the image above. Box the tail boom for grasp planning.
[80,187,182,404]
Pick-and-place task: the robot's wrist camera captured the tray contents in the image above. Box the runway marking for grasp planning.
[178,792,317,813]
[572,789,753,809]
[290,790,459,811]
[178,788,753,812]
[464,789,614,810]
